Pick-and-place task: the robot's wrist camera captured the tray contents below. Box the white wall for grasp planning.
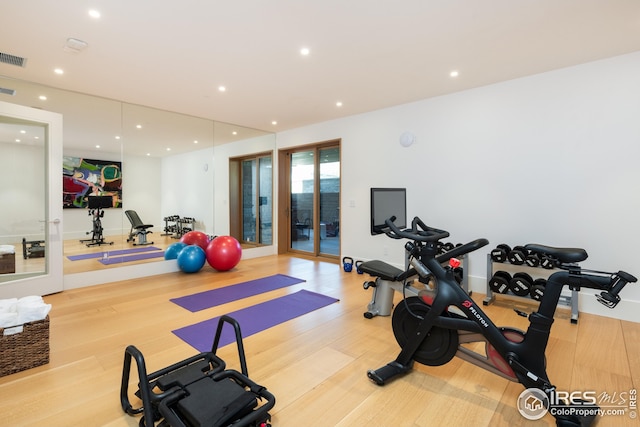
[276,51,640,321]
[161,147,215,234]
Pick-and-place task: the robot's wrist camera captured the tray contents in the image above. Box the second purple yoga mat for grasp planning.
[97,250,165,265]
[172,289,339,352]
[170,274,306,312]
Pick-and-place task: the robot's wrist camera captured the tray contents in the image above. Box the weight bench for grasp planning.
[121,315,275,427]
[360,260,422,318]
[125,210,154,246]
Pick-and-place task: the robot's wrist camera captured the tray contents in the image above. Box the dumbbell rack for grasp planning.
[483,254,580,323]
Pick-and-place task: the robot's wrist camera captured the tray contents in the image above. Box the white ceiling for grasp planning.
[1,0,639,136]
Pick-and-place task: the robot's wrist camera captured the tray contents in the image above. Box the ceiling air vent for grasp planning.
[0,52,27,67]
[0,86,16,96]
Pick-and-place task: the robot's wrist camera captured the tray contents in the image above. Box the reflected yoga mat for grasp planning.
[97,250,165,265]
[172,290,339,352]
[67,246,161,261]
[170,274,306,312]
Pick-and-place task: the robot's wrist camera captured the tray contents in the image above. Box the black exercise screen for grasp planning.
[370,187,407,235]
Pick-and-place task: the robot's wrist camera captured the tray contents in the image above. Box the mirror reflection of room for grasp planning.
[0,76,275,281]
[0,119,46,282]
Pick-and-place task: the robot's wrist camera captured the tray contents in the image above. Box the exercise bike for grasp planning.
[367,216,636,427]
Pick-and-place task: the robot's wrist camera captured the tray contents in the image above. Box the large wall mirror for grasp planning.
[0,75,275,287]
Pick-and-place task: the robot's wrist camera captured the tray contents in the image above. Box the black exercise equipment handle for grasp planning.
[384,216,450,242]
[597,270,637,308]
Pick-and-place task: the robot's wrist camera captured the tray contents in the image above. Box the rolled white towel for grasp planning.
[0,298,18,314]
[17,295,44,306]
[15,302,51,325]
[0,311,19,328]
[0,245,15,255]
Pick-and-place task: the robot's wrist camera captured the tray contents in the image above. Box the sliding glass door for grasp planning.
[288,143,340,258]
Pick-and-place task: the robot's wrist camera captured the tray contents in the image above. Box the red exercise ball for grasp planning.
[180,231,210,251]
[206,236,242,271]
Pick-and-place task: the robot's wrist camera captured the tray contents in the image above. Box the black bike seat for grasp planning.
[525,244,588,264]
[359,260,408,281]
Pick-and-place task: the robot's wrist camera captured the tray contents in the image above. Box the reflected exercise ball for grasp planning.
[180,231,210,251]
[164,242,187,260]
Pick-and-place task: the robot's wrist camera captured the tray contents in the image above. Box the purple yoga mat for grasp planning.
[172,290,339,352]
[67,246,161,261]
[170,274,306,312]
[97,250,165,265]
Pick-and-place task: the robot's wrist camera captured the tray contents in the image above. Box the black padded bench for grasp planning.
[125,210,154,246]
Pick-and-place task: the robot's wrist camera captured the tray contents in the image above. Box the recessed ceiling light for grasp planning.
[166,147,171,151]
[95,145,100,148]
[146,153,151,156]
[271,121,278,126]
[20,130,26,134]
[54,68,64,75]
[450,70,459,78]
[136,124,142,129]
[218,86,226,92]
[15,139,21,143]
[193,140,198,144]
[336,101,343,107]
[115,135,120,140]
[88,9,101,19]
[300,47,310,56]
[39,95,47,101]
[232,131,237,135]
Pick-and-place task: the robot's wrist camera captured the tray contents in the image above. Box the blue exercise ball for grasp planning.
[177,245,206,273]
[164,242,187,260]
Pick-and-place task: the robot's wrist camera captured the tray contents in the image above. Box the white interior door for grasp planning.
[0,100,63,298]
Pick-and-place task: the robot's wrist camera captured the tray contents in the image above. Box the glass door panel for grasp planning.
[290,150,314,253]
[319,147,340,256]
[241,159,256,243]
[258,156,272,245]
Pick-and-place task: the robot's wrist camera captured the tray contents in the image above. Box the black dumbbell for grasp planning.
[490,244,511,263]
[509,272,534,297]
[507,246,528,265]
[525,252,540,268]
[442,242,455,253]
[530,278,547,301]
[539,254,557,269]
[489,271,511,294]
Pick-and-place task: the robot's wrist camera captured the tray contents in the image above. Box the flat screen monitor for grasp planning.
[370,187,407,235]
[87,195,114,209]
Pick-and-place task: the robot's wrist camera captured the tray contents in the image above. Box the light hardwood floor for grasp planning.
[0,255,638,427]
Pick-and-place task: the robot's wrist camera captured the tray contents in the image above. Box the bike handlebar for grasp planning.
[597,270,638,308]
[384,216,450,242]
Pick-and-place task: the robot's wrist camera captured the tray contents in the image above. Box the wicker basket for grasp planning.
[0,316,50,377]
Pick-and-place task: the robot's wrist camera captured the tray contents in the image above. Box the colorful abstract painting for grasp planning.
[63,157,122,208]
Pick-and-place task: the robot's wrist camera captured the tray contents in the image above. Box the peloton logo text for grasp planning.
[462,300,489,328]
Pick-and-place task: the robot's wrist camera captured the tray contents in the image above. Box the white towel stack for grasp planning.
[0,296,51,332]
[0,245,15,255]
